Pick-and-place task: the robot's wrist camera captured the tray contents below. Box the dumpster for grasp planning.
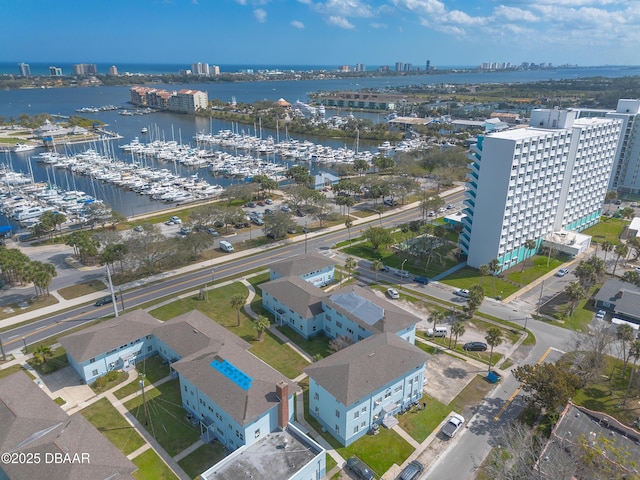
[487,371,501,383]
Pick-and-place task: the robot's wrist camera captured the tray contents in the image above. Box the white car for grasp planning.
[453,288,470,298]
[386,288,400,299]
[442,413,465,438]
[170,216,182,224]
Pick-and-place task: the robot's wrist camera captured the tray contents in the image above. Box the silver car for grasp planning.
[442,413,465,438]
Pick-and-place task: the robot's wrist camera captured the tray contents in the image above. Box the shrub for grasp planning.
[106,370,120,382]
[94,376,108,389]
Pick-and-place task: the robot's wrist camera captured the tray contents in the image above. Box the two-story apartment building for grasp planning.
[59,309,159,384]
[305,333,428,446]
[268,253,338,287]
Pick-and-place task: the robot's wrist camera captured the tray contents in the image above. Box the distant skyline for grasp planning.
[2,0,639,68]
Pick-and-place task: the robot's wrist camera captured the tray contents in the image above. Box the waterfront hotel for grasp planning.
[461,108,622,272]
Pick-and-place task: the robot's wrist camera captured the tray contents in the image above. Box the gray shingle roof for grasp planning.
[269,253,337,278]
[58,309,159,363]
[304,333,428,405]
[325,285,421,334]
[261,276,326,318]
[0,372,136,480]
[153,310,250,358]
[594,278,640,321]
[171,342,300,426]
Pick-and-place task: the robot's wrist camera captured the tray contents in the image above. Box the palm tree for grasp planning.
[520,239,537,284]
[624,340,640,404]
[488,258,500,298]
[32,345,52,366]
[605,190,618,213]
[344,256,358,280]
[564,281,586,316]
[450,321,465,349]
[430,310,446,335]
[616,323,636,377]
[485,327,503,373]
[478,264,489,288]
[230,293,245,327]
[254,315,270,341]
[612,242,629,278]
[601,240,614,268]
[371,259,384,282]
[345,218,353,244]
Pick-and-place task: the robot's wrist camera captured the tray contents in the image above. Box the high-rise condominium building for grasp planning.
[49,66,63,76]
[73,63,97,75]
[18,62,30,77]
[109,65,118,75]
[461,109,622,272]
[606,99,640,194]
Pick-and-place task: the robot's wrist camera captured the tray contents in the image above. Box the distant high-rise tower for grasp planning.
[49,66,62,76]
[211,65,220,75]
[426,60,431,70]
[395,62,403,72]
[18,62,31,77]
[355,63,365,72]
[109,65,118,76]
[73,63,98,76]
[606,99,640,194]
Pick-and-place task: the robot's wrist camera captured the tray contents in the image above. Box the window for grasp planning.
[354,411,360,419]
[147,345,153,352]
[255,429,261,438]
[336,321,343,328]
[314,392,319,400]
[92,369,98,376]
[361,406,367,413]
[89,358,95,364]
[336,410,340,418]
[384,391,391,399]
[394,386,402,393]
[353,426,359,434]
[184,385,188,392]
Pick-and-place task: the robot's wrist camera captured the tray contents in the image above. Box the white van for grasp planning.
[426,326,448,337]
[219,240,234,253]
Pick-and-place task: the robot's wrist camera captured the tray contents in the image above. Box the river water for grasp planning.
[1,65,639,230]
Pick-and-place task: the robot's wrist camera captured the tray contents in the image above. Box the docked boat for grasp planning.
[141,127,148,134]
[13,143,36,153]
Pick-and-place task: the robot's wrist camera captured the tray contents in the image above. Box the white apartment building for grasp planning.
[606,99,640,194]
[167,89,209,113]
[461,108,622,272]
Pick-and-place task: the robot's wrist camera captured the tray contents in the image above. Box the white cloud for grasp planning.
[369,22,387,28]
[442,10,486,27]
[391,0,446,16]
[291,20,305,29]
[254,8,267,22]
[327,15,356,28]
[493,5,539,23]
[314,0,375,18]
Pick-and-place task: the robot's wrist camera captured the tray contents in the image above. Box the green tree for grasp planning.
[612,242,629,278]
[624,340,640,404]
[364,226,394,250]
[32,345,52,366]
[430,310,447,335]
[478,264,489,288]
[450,321,465,349]
[513,362,581,413]
[344,256,358,280]
[601,240,614,266]
[488,258,500,298]
[485,327,503,373]
[616,323,636,377]
[564,281,586,316]
[254,315,270,341]
[285,165,313,186]
[345,218,353,244]
[230,293,246,327]
[264,211,297,240]
[605,190,617,213]
[465,284,484,316]
[520,238,537,278]
[371,259,384,282]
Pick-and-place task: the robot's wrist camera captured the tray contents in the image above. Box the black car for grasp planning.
[397,460,423,480]
[463,341,488,352]
[95,295,116,306]
[413,276,430,285]
[296,208,306,217]
[346,457,375,480]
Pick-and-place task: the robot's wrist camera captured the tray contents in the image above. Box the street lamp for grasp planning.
[304,222,308,254]
[401,258,407,275]
[139,374,149,425]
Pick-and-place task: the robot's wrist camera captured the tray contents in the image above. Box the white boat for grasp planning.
[13,143,36,153]
[141,127,148,134]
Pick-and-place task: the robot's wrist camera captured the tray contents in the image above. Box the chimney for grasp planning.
[276,380,289,431]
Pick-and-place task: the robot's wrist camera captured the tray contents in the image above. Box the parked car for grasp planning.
[453,288,470,298]
[264,208,274,215]
[257,201,265,206]
[165,219,175,225]
[206,228,218,237]
[463,341,488,352]
[384,198,398,206]
[287,227,297,234]
[296,208,306,217]
[346,457,375,480]
[246,201,256,208]
[133,225,143,232]
[441,413,465,438]
[446,203,455,209]
[635,266,640,274]
[397,460,424,480]
[556,268,570,277]
[95,295,115,306]
[264,198,273,205]
[179,226,191,235]
[394,269,410,278]
[614,199,622,205]
[386,288,400,299]
[170,216,182,224]
[281,205,291,212]
[595,310,606,319]
[413,276,430,285]
[251,217,264,226]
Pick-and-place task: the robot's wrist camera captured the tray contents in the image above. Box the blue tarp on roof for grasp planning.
[0,225,13,235]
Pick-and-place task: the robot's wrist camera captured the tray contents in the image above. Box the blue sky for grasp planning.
[1,0,638,67]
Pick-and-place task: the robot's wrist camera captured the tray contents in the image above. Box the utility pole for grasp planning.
[105,265,118,318]
[139,374,149,425]
[119,287,125,313]
[0,338,5,361]
[536,280,545,315]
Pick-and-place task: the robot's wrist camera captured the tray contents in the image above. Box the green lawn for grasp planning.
[177,442,226,479]
[249,331,310,379]
[397,395,450,443]
[0,294,59,321]
[505,256,564,286]
[57,280,107,300]
[113,356,172,400]
[124,378,201,457]
[583,216,629,244]
[337,427,414,478]
[448,375,495,418]
[439,267,519,299]
[276,325,332,359]
[80,397,145,455]
[26,346,69,375]
[132,448,179,480]
[90,371,130,394]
